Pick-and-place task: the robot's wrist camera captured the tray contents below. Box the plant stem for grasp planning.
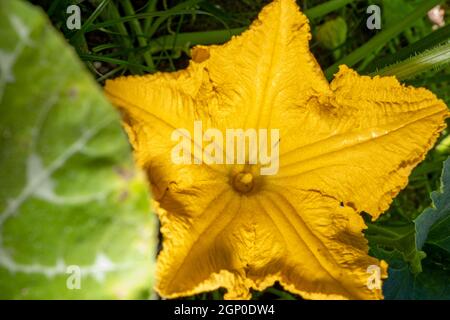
[373,42,450,80]
[70,0,111,43]
[100,1,144,74]
[367,24,450,72]
[306,0,359,20]
[121,0,155,69]
[147,28,244,54]
[145,0,204,40]
[79,54,154,72]
[143,0,158,34]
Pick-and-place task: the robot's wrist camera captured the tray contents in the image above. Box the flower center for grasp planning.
[233,172,254,194]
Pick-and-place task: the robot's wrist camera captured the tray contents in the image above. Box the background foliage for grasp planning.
[0,0,449,299]
[0,0,156,299]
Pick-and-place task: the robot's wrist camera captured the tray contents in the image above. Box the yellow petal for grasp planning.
[105,69,227,200]
[189,0,331,131]
[273,65,449,219]
[104,0,449,300]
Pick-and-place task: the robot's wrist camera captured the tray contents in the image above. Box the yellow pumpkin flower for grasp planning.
[104,0,449,299]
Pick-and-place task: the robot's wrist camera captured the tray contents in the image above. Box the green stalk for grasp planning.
[85,10,204,32]
[324,0,444,80]
[373,42,450,80]
[97,1,144,74]
[357,46,383,72]
[147,28,245,54]
[79,54,154,72]
[69,0,111,73]
[306,0,359,20]
[121,0,155,69]
[145,0,205,40]
[96,66,125,83]
[368,24,450,73]
[143,0,158,34]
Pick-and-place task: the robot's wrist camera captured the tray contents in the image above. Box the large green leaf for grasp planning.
[368,158,450,299]
[373,247,450,299]
[0,0,156,299]
[367,158,450,273]
[416,157,450,256]
[366,222,426,273]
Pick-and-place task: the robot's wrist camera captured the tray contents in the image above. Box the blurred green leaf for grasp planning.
[316,17,348,59]
[0,0,156,299]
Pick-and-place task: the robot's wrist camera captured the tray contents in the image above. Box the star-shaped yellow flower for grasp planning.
[105,0,449,299]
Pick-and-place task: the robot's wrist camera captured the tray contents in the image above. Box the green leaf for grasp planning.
[368,158,450,298]
[373,248,450,300]
[366,222,426,273]
[0,0,156,299]
[416,157,450,255]
[366,157,450,274]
